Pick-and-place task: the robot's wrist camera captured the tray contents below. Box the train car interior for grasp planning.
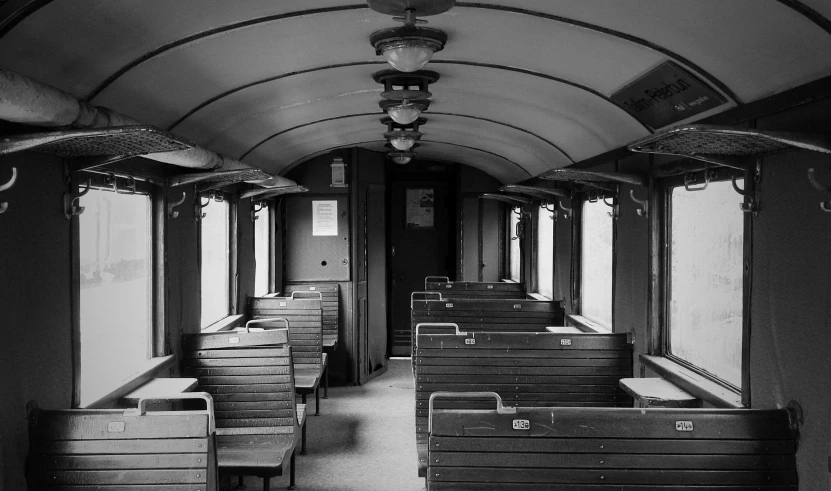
[1,1,830,489]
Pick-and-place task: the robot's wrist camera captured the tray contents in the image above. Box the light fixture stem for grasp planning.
[393,9,426,26]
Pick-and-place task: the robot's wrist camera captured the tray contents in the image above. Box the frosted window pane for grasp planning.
[200,200,230,328]
[580,200,613,327]
[508,209,521,281]
[669,180,743,387]
[79,189,151,406]
[254,205,270,296]
[536,206,554,299]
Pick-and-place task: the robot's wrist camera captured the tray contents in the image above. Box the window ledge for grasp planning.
[527,292,548,301]
[81,355,175,409]
[202,314,245,333]
[566,314,612,334]
[639,355,743,409]
[500,278,519,284]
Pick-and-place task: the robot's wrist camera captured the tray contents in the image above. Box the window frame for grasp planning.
[574,190,616,330]
[534,202,556,300]
[70,171,166,408]
[657,167,751,400]
[197,190,238,329]
[253,199,275,296]
[505,205,523,283]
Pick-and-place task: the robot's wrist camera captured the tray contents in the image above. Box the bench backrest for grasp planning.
[182,329,299,439]
[410,296,565,355]
[249,296,323,370]
[28,393,217,491]
[427,392,799,490]
[284,283,339,342]
[424,277,525,300]
[413,330,633,445]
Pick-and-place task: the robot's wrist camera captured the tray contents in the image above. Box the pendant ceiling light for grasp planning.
[382,116,424,153]
[380,98,430,125]
[389,150,416,165]
[368,4,450,72]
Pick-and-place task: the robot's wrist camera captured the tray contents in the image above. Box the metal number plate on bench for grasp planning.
[513,420,530,430]
[446,303,454,308]
[560,339,572,346]
[676,421,694,432]
[465,338,476,345]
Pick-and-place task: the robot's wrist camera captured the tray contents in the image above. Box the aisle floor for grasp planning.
[221,358,425,491]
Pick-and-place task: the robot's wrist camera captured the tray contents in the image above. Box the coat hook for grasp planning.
[0,167,17,214]
[807,168,831,212]
[602,195,619,219]
[251,200,266,222]
[105,173,135,194]
[540,201,557,221]
[168,191,186,219]
[684,170,715,192]
[629,189,649,217]
[731,176,755,213]
[64,179,91,219]
[194,194,211,222]
[558,200,572,219]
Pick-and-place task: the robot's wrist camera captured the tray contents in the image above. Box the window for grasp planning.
[536,205,554,299]
[580,198,613,327]
[254,203,270,296]
[78,185,152,406]
[200,196,230,328]
[668,179,743,387]
[508,208,521,281]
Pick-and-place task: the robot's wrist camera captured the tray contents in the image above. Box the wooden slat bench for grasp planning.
[424,276,526,300]
[182,329,302,491]
[409,295,566,358]
[413,327,633,476]
[426,392,799,490]
[284,283,340,353]
[27,392,218,491]
[250,295,328,410]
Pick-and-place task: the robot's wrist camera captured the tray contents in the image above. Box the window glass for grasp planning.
[536,206,554,299]
[669,180,743,387]
[200,198,230,328]
[254,204,270,296]
[580,199,613,327]
[508,208,521,281]
[79,188,152,405]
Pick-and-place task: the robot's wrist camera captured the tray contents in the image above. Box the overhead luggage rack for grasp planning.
[478,193,531,206]
[539,168,648,188]
[170,168,274,188]
[241,185,309,200]
[627,124,831,168]
[499,184,569,200]
[0,125,192,157]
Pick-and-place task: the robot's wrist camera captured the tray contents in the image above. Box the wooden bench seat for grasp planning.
[250,295,329,407]
[412,327,633,477]
[182,329,301,490]
[409,296,566,357]
[424,277,526,300]
[427,392,799,490]
[27,392,218,491]
[284,283,340,352]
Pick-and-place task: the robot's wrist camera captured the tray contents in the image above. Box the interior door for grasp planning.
[388,181,451,356]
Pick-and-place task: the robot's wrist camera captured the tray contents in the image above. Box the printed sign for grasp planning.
[612,61,727,129]
[406,188,434,228]
[312,200,338,236]
[512,419,531,430]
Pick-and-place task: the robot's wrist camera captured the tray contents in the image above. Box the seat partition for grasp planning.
[423,276,526,300]
[427,392,799,490]
[283,283,340,350]
[27,393,218,491]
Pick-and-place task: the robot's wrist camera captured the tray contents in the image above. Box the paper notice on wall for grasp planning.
[312,200,338,236]
[406,188,434,228]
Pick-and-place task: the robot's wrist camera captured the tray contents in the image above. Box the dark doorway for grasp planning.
[387,167,456,357]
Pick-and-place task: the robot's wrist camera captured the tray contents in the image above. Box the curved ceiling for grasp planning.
[0,1,829,183]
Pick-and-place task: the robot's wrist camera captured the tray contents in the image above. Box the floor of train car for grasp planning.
[223,358,422,491]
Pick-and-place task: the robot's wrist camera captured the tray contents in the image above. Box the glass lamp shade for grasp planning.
[389,135,416,151]
[387,104,422,125]
[391,154,413,165]
[383,45,435,72]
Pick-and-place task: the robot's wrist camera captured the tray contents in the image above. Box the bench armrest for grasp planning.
[414,323,465,347]
[126,392,216,434]
[424,276,450,288]
[428,392,516,433]
[290,291,323,300]
[411,291,443,307]
[245,318,290,331]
